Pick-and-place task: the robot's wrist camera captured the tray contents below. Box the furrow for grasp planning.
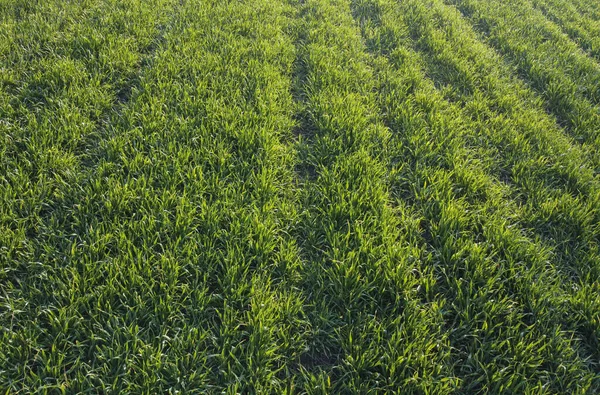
[444,0,600,153]
[352,0,600,391]
[288,0,458,391]
[1,0,308,391]
[531,0,600,61]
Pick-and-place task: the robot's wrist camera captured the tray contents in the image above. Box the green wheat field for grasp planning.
[1,0,600,392]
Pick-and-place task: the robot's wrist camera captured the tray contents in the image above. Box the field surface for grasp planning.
[1,0,600,392]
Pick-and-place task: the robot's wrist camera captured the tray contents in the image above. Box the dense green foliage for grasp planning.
[1,0,599,392]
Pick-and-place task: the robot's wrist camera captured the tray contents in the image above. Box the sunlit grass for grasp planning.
[1,0,599,392]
